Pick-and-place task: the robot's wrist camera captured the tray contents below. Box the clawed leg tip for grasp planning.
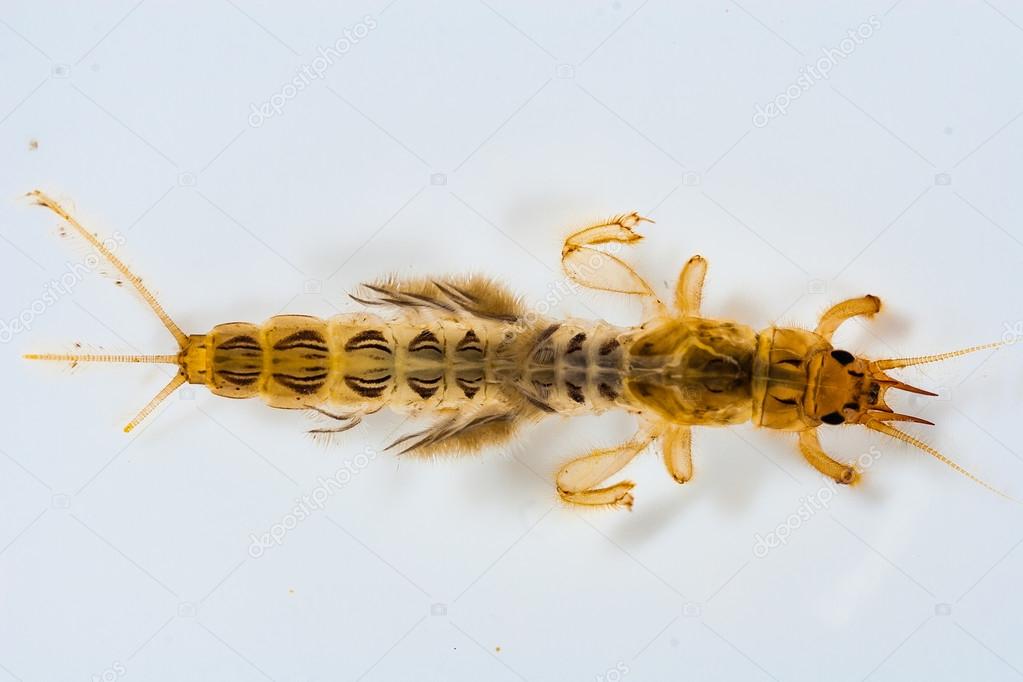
[620,212,653,230]
[837,469,859,485]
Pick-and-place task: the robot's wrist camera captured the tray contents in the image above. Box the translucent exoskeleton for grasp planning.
[24,190,1009,509]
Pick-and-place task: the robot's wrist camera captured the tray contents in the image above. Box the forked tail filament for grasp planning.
[23,190,190,433]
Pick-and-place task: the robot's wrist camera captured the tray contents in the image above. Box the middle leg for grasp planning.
[674,255,708,317]
[661,424,694,483]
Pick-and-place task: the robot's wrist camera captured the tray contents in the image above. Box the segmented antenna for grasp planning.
[865,420,1013,500]
[870,342,1003,371]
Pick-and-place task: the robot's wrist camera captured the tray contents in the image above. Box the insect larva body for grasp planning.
[192,311,629,428]
[24,191,1009,508]
[198,312,506,409]
[195,310,762,427]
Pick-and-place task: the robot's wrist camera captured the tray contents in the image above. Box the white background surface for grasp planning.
[2,1,1023,681]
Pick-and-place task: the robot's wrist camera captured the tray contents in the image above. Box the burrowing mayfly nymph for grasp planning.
[24,190,1006,508]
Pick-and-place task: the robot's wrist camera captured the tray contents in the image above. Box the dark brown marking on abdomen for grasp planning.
[345,329,392,355]
[345,372,392,399]
[274,330,329,353]
[273,371,328,395]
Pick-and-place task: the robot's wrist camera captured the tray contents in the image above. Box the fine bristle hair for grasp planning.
[307,418,363,447]
[399,416,520,458]
[384,403,540,458]
[352,274,524,322]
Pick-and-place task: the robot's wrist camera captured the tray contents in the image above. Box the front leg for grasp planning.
[561,213,666,316]
[815,295,881,341]
[556,427,658,509]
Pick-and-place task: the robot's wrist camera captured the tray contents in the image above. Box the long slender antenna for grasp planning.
[865,420,1012,500]
[870,342,1002,371]
[26,190,188,349]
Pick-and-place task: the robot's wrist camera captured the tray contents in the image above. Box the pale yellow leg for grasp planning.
[661,424,693,483]
[674,255,707,317]
[556,428,658,509]
[816,295,881,341]
[561,213,666,315]
[797,430,858,484]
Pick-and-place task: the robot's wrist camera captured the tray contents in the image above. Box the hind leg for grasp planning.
[556,427,658,509]
[816,295,881,341]
[561,213,666,315]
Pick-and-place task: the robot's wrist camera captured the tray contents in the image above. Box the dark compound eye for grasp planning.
[831,350,855,365]
[821,412,845,425]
